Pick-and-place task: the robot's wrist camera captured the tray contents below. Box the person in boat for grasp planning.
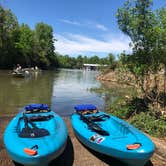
[13,64,22,73]
[35,66,38,70]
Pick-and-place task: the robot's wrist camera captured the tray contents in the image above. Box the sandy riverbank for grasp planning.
[0,115,166,166]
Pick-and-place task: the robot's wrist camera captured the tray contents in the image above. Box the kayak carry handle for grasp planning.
[127,143,141,150]
[24,148,37,156]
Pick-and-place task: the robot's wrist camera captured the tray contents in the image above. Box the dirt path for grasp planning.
[0,115,166,166]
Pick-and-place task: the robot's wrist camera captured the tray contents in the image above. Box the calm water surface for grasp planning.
[0,69,104,116]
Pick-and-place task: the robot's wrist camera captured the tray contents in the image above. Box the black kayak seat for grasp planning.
[28,115,54,122]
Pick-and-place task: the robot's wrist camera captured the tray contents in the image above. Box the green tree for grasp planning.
[35,22,55,68]
[15,24,34,66]
[0,5,19,68]
[117,0,166,110]
[89,55,100,64]
[76,55,84,68]
[117,0,158,95]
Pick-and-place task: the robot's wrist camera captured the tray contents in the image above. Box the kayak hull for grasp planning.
[4,109,68,166]
[71,111,155,166]
[6,141,67,166]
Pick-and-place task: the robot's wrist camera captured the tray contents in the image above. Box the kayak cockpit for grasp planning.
[74,104,140,142]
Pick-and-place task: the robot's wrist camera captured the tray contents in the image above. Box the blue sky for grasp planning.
[1,0,166,57]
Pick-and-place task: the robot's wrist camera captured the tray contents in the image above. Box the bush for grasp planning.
[129,112,166,137]
[108,98,166,137]
[91,85,165,137]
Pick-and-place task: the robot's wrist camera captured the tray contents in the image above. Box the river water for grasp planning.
[0,69,105,116]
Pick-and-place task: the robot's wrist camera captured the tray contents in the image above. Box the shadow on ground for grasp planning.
[50,136,74,166]
[79,139,153,166]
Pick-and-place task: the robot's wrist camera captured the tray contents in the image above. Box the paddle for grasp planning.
[87,114,110,122]
[19,113,50,138]
[79,113,109,136]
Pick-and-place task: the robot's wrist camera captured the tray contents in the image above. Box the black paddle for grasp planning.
[87,114,110,122]
[79,113,109,136]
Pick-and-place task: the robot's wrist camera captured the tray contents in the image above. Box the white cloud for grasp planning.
[54,32,131,56]
[59,19,82,26]
[59,19,109,32]
[95,24,108,31]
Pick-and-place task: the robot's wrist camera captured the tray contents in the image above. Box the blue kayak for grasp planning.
[71,104,155,166]
[4,104,68,166]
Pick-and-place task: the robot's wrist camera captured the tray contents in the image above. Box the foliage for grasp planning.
[0,5,117,70]
[109,96,166,137]
[117,0,166,109]
[0,5,57,69]
[56,54,116,69]
[15,24,34,66]
[91,84,165,137]
[129,112,166,137]
[114,97,166,137]
[34,23,56,68]
[0,6,19,68]
[117,0,154,91]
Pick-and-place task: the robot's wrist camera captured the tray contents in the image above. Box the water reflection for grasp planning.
[51,69,104,116]
[0,70,53,114]
[0,69,104,116]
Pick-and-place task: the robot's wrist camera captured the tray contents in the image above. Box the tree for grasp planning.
[15,24,34,66]
[76,55,84,68]
[156,8,166,67]
[108,53,115,65]
[0,5,59,69]
[117,0,166,108]
[35,23,55,68]
[117,0,157,95]
[89,55,100,64]
[0,5,19,68]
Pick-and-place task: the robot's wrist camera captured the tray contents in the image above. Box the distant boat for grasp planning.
[12,71,25,78]
[71,104,155,166]
[4,104,68,166]
[11,70,30,78]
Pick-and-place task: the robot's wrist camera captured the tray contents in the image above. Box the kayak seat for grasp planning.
[25,109,50,114]
[28,115,54,122]
[24,104,50,114]
[75,104,99,115]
